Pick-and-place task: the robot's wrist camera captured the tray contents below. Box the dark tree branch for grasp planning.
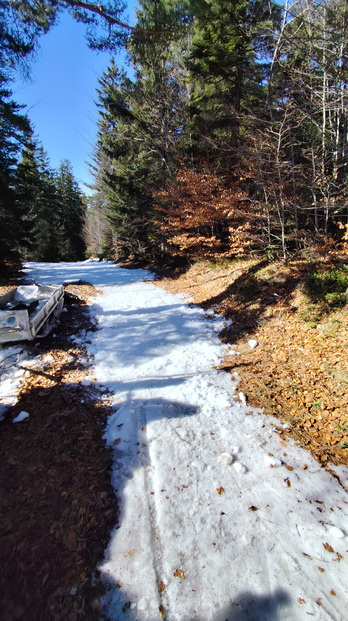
[62,0,183,35]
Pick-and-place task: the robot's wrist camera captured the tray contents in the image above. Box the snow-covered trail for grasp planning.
[26,262,348,620]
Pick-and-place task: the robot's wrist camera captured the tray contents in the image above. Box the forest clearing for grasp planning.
[0,259,347,620]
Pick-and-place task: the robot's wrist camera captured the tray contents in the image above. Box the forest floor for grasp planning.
[0,279,116,620]
[154,255,348,469]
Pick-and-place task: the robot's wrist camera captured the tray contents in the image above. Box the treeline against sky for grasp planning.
[87,0,348,264]
[0,1,90,268]
[1,1,347,269]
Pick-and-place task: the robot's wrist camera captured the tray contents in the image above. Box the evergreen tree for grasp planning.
[185,0,280,162]
[13,132,43,254]
[30,146,61,261]
[92,0,192,259]
[0,75,30,266]
[55,160,86,261]
[13,133,62,260]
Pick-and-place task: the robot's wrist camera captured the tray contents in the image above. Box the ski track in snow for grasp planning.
[3,261,348,621]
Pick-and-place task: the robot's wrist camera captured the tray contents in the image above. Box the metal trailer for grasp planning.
[0,284,64,344]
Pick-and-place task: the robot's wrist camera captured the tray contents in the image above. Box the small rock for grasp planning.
[12,411,29,423]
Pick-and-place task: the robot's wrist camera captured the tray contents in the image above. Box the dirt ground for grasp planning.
[0,282,116,620]
[154,258,348,471]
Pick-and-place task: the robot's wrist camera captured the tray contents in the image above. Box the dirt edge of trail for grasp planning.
[0,282,116,621]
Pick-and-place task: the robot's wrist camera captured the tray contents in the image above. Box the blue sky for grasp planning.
[12,2,138,194]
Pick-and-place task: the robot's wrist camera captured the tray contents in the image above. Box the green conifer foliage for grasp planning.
[55,160,86,261]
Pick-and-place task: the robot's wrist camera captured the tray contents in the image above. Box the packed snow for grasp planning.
[1,260,347,620]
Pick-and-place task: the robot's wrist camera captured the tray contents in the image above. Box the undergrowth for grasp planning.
[304,264,348,309]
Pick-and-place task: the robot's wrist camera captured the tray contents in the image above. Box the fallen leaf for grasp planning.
[330,589,336,596]
[113,438,121,446]
[141,426,146,431]
[298,598,306,604]
[91,599,99,611]
[285,478,291,487]
[159,604,165,617]
[124,550,131,557]
[285,465,293,471]
[64,530,77,551]
[249,505,258,511]
[160,580,166,593]
[318,567,325,572]
[217,487,224,495]
[323,543,334,553]
[173,569,185,579]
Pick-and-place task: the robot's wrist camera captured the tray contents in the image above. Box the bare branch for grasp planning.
[62,0,184,35]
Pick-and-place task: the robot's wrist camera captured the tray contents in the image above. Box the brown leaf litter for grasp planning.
[155,258,348,469]
[0,282,117,620]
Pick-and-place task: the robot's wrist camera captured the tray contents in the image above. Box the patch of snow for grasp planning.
[218,452,234,466]
[248,338,258,349]
[238,391,247,405]
[263,454,282,468]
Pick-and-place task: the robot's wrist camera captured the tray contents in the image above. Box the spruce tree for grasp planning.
[55,160,86,261]
[0,73,30,266]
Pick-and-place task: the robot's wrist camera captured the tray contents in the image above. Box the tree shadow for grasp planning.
[0,377,202,620]
[89,299,213,368]
[23,260,154,288]
[215,588,291,621]
[198,260,307,342]
[99,580,291,620]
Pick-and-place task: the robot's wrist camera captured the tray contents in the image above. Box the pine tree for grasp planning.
[55,160,86,261]
[30,146,61,261]
[91,1,192,259]
[0,73,30,266]
[185,0,280,162]
[13,132,43,254]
